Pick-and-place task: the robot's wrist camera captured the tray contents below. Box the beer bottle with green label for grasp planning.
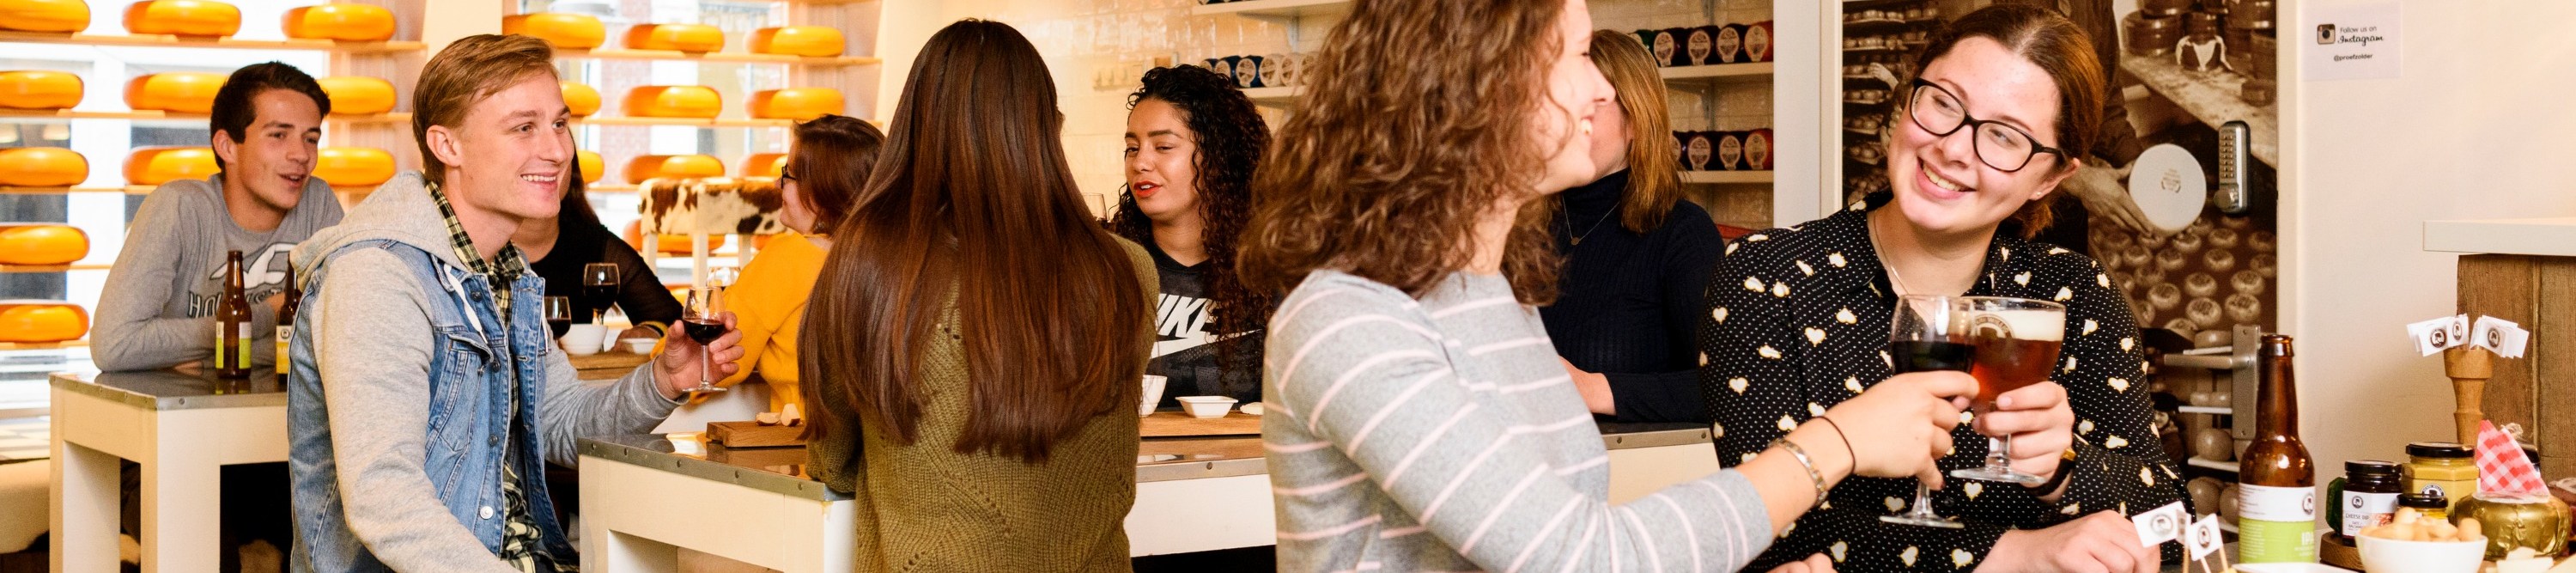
[2239,334,2317,563]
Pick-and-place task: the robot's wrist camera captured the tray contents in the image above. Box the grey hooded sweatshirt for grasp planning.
[288,173,678,572]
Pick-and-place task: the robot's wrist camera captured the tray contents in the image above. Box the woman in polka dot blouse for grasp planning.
[1701,6,2184,573]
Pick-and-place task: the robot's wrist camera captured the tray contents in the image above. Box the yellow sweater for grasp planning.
[717,231,827,411]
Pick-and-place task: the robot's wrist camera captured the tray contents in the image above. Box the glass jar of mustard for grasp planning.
[2402,442,2478,511]
[2400,492,2451,521]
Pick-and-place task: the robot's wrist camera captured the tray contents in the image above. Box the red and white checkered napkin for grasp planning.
[2476,420,2549,497]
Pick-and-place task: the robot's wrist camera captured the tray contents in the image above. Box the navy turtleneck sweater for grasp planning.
[1538,169,1726,423]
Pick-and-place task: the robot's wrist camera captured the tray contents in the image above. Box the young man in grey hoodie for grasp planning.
[91,62,344,372]
[284,34,744,572]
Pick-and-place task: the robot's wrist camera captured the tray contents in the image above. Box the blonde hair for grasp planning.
[411,34,559,186]
[1588,29,1683,234]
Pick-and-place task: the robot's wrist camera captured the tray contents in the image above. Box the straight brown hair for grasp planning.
[413,34,557,187]
[1911,4,2106,238]
[785,114,883,235]
[1238,0,1570,304]
[1587,30,1681,234]
[799,20,1147,463]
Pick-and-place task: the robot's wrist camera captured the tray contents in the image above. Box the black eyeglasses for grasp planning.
[778,168,797,183]
[1905,78,2064,173]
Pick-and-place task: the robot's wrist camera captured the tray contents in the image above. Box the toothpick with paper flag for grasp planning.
[2412,314,2532,445]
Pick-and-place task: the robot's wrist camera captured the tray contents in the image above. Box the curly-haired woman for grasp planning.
[1242,0,1978,570]
[1111,64,1274,411]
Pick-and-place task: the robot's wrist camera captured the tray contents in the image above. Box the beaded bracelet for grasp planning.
[1771,437,1829,509]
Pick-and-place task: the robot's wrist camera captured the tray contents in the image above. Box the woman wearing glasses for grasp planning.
[702,114,881,410]
[1698,6,2181,572]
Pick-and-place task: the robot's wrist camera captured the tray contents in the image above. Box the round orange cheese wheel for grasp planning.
[560,82,600,117]
[576,150,603,185]
[622,220,726,255]
[0,70,82,110]
[623,155,723,183]
[0,224,88,265]
[0,0,92,33]
[125,72,228,113]
[0,147,88,187]
[623,23,722,52]
[749,88,843,121]
[313,147,393,186]
[124,0,242,38]
[316,76,395,115]
[749,27,844,58]
[501,13,604,50]
[0,302,88,343]
[622,85,720,119]
[282,3,393,41]
[125,147,219,186]
[743,153,786,178]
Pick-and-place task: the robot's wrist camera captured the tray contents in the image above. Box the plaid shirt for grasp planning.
[426,184,568,572]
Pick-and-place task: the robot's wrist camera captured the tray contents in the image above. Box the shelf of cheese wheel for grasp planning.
[750,88,843,121]
[0,70,81,110]
[0,301,87,344]
[316,76,394,115]
[0,223,88,266]
[126,72,226,113]
[749,26,845,58]
[623,85,721,119]
[124,0,241,38]
[623,220,725,256]
[744,153,786,178]
[562,82,600,118]
[577,150,603,185]
[282,3,393,42]
[635,177,783,273]
[502,12,605,50]
[624,23,721,53]
[313,147,393,187]
[0,0,90,33]
[125,147,217,186]
[0,147,88,187]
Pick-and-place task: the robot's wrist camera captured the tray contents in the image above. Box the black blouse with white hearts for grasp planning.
[1699,192,2184,571]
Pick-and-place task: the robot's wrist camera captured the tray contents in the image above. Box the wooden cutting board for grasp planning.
[1139,411,1261,437]
[567,351,651,372]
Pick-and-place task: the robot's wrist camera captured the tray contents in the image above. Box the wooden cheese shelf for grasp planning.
[0,109,408,123]
[554,49,880,66]
[0,31,422,53]
[1241,86,1302,107]
[0,264,109,273]
[2120,54,2280,166]
[0,185,377,195]
[1661,63,1774,88]
[1680,171,1775,185]
[575,117,798,128]
[1191,0,1353,21]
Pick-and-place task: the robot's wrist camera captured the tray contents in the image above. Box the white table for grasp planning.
[574,422,1726,570]
[48,370,285,573]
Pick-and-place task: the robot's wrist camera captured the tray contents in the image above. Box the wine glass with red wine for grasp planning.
[1881,294,1967,528]
[680,285,729,393]
[1946,296,2065,486]
[544,296,575,339]
[581,263,620,323]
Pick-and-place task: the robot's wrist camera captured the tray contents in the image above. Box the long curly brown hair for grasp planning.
[1109,65,1274,369]
[1237,0,1570,304]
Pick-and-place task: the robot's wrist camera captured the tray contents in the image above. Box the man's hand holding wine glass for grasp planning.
[652,310,743,400]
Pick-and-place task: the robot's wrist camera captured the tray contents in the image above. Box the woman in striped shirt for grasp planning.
[1237,1,1981,571]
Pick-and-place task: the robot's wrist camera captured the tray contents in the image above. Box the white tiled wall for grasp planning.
[888,0,1777,204]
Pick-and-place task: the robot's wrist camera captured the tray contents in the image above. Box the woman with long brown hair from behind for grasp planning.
[798,20,1155,571]
[1242,0,1975,570]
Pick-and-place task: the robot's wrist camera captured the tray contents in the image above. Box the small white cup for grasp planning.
[562,324,606,356]
[620,337,657,354]
[1139,375,1169,417]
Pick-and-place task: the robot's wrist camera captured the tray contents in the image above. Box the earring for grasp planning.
[1579,119,1594,137]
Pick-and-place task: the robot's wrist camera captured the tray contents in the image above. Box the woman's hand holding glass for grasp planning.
[1822,370,1976,485]
[1971,381,2080,497]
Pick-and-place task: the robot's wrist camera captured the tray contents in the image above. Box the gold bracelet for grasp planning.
[1771,437,1829,508]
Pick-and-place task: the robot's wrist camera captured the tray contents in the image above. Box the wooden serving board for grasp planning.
[1139,411,1261,438]
[707,420,806,448]
[567,351,651,372]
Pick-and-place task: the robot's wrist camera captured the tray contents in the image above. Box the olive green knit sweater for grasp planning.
[805,240,1156,572]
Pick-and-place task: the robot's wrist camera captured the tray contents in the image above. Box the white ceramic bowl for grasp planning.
[1139,375,1169,417]
[1176,396,1237,418]
[620,338,657,354]
[561,324,605,356]
[2357,534,2487,573]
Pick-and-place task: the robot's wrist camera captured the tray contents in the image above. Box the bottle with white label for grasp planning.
[2239,334,2316,563]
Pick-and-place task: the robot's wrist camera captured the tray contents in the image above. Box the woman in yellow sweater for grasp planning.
[713,113,882,411]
